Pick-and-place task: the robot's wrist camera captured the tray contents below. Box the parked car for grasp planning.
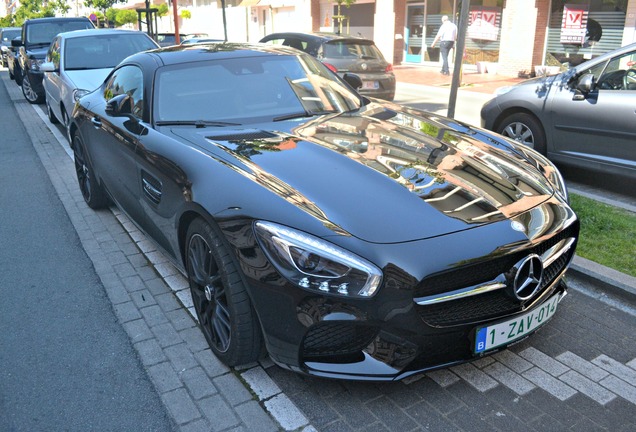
[1,27,21,67]
[180,37,224,45]
[13,17,94,104]
[69,42,578,380]
[157,32,208,47]
[5,37,20,80]
[41,29,159,134]
[481,42,636,183]
[259,32,396,101]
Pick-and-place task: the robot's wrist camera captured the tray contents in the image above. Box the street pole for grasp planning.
[447,0,470,119]
[221,0,228,41]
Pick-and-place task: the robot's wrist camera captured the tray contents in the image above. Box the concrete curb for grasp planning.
[570,256,636,304]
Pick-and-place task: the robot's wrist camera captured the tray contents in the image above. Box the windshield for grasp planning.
[1,29,20,43]
[64,33,157,70]
[322,41,384,60]
[154,53,362,123]
[26,21,93,45]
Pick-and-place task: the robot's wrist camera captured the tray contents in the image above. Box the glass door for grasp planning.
[405,3,426,63]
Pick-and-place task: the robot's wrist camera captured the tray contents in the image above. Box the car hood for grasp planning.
[26,46,48,59]
[65,68,112,92]
[170,104,556,243]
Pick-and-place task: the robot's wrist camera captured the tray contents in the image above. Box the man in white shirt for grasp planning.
[431,15,458,75]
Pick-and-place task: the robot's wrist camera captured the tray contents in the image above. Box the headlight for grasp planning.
[254,221,382,298]
[73,89,90,101]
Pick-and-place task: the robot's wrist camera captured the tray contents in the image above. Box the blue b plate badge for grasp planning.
[475,294,560,354]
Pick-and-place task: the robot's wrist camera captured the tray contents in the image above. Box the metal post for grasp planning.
[221,0,228,41]
[447,0,470,119]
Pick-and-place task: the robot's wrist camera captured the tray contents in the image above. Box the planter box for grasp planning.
[476,61,489,73]
[534,65,560,76]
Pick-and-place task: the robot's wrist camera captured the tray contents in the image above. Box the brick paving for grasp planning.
[4,66,636,432]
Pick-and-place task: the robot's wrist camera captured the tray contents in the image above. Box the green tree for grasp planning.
[84,0,127,17]
[157,3,169,18]
[6,0,71,26]
[115,9,138,27]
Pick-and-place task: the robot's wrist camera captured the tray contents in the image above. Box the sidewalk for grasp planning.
[393,63,525,94]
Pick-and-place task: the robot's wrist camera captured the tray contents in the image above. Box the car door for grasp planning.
[86,65,148,226]
[43,36,63,118]
[549,48,636,173]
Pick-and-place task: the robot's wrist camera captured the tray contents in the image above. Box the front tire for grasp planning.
[497,112,546,155]
[186,218,263,366]
[21,73,44,104]
[46,99,59,124]
[72,131,109,209]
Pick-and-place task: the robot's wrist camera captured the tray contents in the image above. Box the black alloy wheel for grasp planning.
[72,132,109,209]
[497,112,547,155]
[21,73,44,104]
[186,218,263,366]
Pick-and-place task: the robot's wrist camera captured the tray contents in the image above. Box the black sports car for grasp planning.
[70,42,579,381]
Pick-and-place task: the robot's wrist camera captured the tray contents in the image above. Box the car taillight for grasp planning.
[324,62,338,73]
[385,64,393,73]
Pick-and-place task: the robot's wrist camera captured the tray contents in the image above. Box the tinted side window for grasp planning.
[104,65,144,118]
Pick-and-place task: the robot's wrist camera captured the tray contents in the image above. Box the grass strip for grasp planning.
[569,193,636,277]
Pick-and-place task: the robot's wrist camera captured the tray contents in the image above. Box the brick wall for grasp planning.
[532,0,550,67]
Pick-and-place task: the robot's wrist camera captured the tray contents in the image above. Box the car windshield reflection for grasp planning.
[154,54,361,124]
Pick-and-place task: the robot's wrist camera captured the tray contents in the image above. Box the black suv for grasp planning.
[1,27,21,67]
[13,17,94,104]
[259,32,396,101]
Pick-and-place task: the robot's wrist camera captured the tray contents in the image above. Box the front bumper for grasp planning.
[223,197,578,381]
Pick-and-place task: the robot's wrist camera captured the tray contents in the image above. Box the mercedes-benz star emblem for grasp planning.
[512,254,544,301]
[361,63,368,71]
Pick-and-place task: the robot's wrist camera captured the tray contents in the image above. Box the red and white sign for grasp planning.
[467,7,501,42]
[560,4,588,45]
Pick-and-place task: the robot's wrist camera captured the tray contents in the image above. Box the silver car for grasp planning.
[481,42,636,182]
[41,29,159,135]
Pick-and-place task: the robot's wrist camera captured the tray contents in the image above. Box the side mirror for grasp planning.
[576,73,595,93]
[105,94,134,117]
[40,61,57,73]
[11,38,22,48]
[343,73,363,90]
[573,73,595,100]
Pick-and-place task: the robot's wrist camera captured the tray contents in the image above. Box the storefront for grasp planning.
[402,0,503,66]
[398,0,633,74]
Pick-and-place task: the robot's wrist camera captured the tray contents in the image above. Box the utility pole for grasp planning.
[447,0,470,119]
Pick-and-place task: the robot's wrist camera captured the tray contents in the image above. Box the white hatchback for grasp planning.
[41,29,159,138]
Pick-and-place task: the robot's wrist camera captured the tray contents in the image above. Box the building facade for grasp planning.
[101,0,636,76]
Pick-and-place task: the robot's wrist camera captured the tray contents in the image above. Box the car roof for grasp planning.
[261,32,375,44]
[24,17,92,23]
[56,28,151,40]
[125,42,300,66]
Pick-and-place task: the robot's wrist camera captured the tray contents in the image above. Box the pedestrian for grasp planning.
[430,15,458,75]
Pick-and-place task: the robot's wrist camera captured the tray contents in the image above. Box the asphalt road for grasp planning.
[0,73,176,431]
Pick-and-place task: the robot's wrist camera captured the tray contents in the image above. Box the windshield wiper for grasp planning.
[155,120,241,128]
[273,110,337,122]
